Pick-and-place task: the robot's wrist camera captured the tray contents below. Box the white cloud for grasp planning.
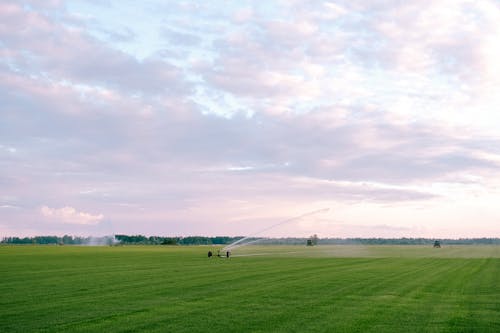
[2,0,500,237]
[0,145,17,153]
[40,206,103,225]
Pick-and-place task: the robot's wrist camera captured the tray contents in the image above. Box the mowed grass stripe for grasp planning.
[72,258,494,332]
[250,258,464,332]
[52,256,490,329]
[1,246,499,332]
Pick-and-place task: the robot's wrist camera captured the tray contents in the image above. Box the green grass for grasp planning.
[1,245,499,332]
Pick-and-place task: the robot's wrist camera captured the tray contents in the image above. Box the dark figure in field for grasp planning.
[433,240,441,248]
[226,251,230,258]
[208,251,212,258]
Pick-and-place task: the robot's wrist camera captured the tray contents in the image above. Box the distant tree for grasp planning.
[311,234,319,246]
[180,236,212,245]
[62,235,73,245]
[162,238,178,245]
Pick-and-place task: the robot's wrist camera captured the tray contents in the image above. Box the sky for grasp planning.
[1,0,500,238]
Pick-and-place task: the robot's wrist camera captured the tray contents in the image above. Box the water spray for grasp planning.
[223,237,268,252]
[221,208,330,253]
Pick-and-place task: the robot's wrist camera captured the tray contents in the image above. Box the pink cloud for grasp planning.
[0,2,185,96]
[2,1,500,238]
[40,206,103,225]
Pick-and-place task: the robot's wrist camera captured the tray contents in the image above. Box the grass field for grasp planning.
[1,245,499,332]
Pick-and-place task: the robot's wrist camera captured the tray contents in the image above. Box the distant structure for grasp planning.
[307,234,319,246]
[433,240,441,248]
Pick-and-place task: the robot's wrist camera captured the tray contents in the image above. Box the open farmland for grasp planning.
[1,245,499,332]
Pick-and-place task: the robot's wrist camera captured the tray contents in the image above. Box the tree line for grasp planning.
[0,235,243,245]
[114,235,241,245]
[1,235,499,245]
[319,237,500,245]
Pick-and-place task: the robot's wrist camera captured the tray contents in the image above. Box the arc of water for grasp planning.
[222,208,329,252]
[224,237,268,251]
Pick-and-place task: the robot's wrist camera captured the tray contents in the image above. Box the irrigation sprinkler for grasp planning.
[216,208,330,256]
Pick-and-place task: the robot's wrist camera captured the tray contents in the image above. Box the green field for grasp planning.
[1,245,499,332]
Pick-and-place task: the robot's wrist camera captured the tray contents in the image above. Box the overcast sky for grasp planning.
[1,0,500,238]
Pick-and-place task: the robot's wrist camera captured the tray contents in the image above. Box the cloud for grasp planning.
[1,1,500,237]
[161,27,202,46]
[40,206,103,225]
[0,2,186,96]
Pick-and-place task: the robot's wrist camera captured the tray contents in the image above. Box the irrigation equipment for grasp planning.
[218,208,330,255]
